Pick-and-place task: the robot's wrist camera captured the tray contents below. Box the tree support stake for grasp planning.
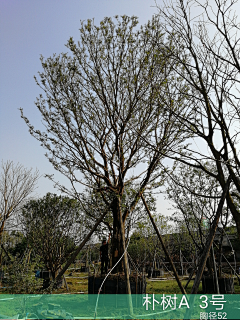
[141,195,187,294]
[191,177,232,294]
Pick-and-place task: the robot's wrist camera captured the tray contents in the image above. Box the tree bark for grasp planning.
[111,197,125,273]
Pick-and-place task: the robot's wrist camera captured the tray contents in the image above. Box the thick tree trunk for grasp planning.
[111,197,125,273]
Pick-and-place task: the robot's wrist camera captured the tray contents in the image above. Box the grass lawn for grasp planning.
[146,278,202,294]
[1,271,240,294]
[54,272,240,294]
[1,273,240,319]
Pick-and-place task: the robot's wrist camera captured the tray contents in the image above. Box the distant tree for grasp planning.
[8,232,28,258]
[128,212,172,270]
[6,251,43,294]
[0,160,39,263]
[166,162,223,252]
[21,16,187,272]
[21,193,81,284]
[166,162,232,285]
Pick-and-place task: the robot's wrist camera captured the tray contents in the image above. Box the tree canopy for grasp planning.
[0,160,39,264]
[21,193,81,280]
[21,15,187,272]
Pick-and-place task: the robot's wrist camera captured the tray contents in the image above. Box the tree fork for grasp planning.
[141,195,187,295]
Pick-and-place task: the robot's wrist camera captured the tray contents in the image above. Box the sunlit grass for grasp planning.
[1,270,240,294]
[146,278,202,294]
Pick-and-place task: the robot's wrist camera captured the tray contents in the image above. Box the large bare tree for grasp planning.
[0,160,39,263]
[20,16,187,272]
[155,0,240,239]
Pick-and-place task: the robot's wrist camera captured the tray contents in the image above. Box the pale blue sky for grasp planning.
[1,0,164,200]
[3,0,238,218]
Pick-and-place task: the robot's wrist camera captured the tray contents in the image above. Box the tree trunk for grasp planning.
[111,197,125,273]
[0,221,6,266]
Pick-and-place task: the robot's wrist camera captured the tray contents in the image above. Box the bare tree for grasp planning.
[20,16,187,272]
[0,160,39,263]
[155,0,240,239]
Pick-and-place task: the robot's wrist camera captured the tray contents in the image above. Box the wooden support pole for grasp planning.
[119,208,131,294]
[184,266,196,290]
[141,195,187,294]
[119,207,133,315]
[63,275,69,291]
[212,244,220,294]
[191,177,231,294]
[54,206,110,285]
